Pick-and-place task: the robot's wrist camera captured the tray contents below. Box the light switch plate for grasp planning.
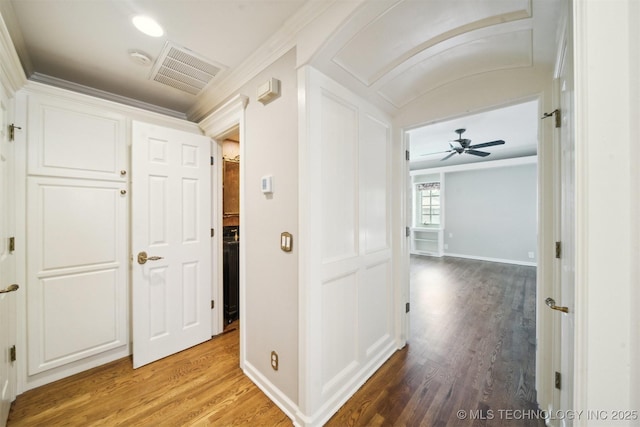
[261,175,273,194]
[280,232,292,252]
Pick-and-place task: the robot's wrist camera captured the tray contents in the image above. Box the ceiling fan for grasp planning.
[423,128,505,161]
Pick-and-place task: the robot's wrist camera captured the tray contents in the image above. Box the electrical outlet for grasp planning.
[528,251,535,259]
[444,243,448,250]
[449,232,453,238]
[270,351,279,371]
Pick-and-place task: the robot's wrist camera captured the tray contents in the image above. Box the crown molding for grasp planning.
[29,73,187,120]
[0,9,27,94]
[187,0,335,122]
[199,94,248,138]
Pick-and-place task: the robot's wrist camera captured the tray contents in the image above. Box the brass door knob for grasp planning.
[545,297,569,313]
[137,251,164,265]
[0,284,19,294]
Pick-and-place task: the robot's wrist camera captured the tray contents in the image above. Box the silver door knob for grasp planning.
[545,297,569,313]
[137,251,164,264]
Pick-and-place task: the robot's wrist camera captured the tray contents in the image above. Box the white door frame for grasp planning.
[0,77,18,427]
[198,95,248,366]
[399,95,551,410]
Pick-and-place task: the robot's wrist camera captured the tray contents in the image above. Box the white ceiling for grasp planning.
[309,0,561,113]
[3,0,307,115]
[2,0,561,127]
[407,99,539,170]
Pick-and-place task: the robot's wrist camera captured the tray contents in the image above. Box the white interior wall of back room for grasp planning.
[443,163,537,264]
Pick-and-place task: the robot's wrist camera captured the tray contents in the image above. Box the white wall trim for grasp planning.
[28,73,187,120]
[243,361,300,426]
[572,2,589,418]
[441,253,537,267]
[630,0,640,413]
[198,93,248,376]
[20,81,201,132]
[199,94,249,138]
[303,341,397,427]
[411,155,537,176]
[0,9,27,94]
[394,129,410,347]
[199,94,248,339]
[573,0,637,420]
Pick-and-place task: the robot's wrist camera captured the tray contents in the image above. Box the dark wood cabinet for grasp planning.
[223,239,239,323]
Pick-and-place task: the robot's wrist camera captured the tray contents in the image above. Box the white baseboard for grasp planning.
[21,344,130,392]
[242,361,301,425]
[304,339,398,427]
[444,252,537,267]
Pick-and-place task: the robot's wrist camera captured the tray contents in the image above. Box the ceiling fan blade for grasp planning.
[441,152,456,161]
[468,139,505,149]
[420,150,451,156]
[466,149,491,157]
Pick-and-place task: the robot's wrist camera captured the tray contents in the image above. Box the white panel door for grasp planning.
[26,178,128,374]
[0,81,17,427]
[132,121,211,369]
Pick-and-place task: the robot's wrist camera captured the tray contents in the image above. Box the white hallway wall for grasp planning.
[237,48,300,409]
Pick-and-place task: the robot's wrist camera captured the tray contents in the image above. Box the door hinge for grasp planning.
[10,345,16,362]
[405,226,411,237]
[405,150,410,161]
[211,228,215,238]
[9,236,15,253]
[542,109,561,128]
[8,124,22,141]
[555,371,561,390]
[211,300,215,309]
[555,241,561,259]
[406,302,410,313]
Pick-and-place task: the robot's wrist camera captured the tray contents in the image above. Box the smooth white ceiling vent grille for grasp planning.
[149,42,224,95]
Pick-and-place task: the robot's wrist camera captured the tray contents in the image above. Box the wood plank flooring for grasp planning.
[8,256,542,426]
[326,256,543,426]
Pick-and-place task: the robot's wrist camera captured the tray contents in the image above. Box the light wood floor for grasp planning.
[8,256,542,426]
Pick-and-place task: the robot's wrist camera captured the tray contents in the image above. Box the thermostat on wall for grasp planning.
[257,78,281,104]
[261,175,273,194]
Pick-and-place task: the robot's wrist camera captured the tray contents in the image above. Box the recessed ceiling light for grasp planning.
[132,15,164,37]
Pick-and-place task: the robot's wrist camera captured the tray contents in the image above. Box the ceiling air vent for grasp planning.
[149,42,225,95]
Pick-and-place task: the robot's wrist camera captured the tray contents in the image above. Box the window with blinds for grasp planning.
[416,182,440,226]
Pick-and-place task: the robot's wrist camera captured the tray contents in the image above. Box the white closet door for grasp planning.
[24,92,129,379]
[131,121,211,368]
[26,178,128,374]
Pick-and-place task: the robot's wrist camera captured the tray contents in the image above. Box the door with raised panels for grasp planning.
[25,93,129,377]
[132,121,212,368]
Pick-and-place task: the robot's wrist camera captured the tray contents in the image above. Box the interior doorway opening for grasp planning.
[221,131,240,332]
[404,98,543,414]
